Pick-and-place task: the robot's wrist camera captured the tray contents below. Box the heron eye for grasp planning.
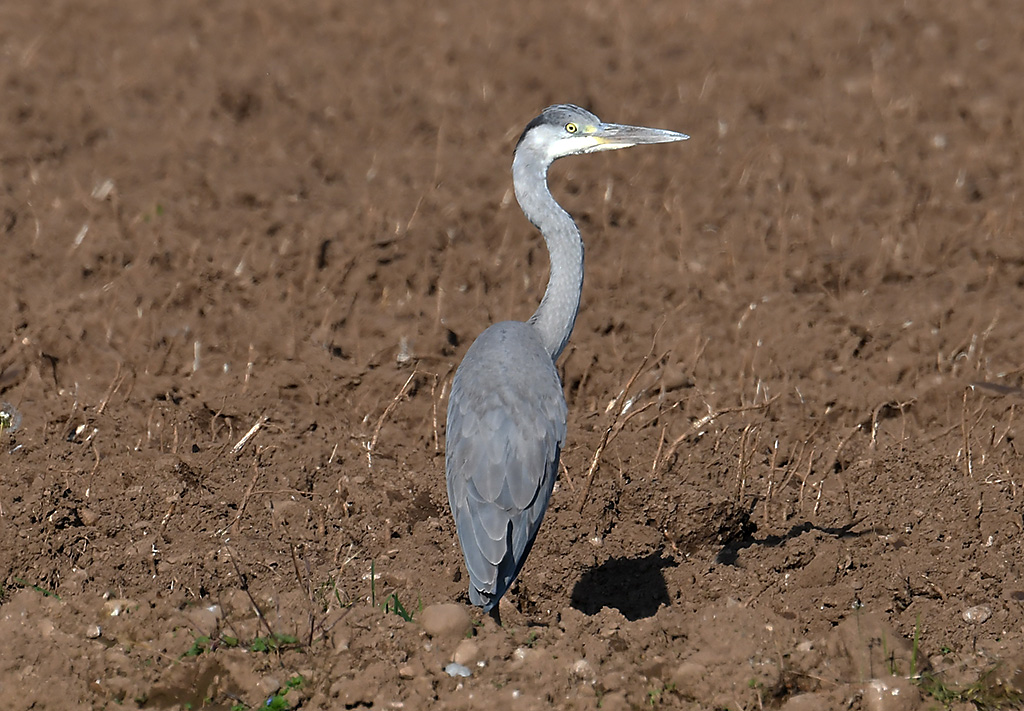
[565,122,578,134]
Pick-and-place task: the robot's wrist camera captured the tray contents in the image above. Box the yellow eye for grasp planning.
[565,122,578,134]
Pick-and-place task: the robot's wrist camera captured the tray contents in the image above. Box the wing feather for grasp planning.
[445,322,567,610]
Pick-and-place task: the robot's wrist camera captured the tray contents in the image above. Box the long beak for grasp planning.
[592,122,689,150]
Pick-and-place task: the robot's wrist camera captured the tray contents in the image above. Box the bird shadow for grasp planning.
[570,551,676,621]
[716,519,869,566]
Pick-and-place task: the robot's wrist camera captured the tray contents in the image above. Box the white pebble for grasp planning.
[445,662,472,678]
[962,604,992,624]
[571,658,595,681]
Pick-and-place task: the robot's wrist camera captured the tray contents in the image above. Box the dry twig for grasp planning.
[659,395,780,473]
[366,369,419,469]
[96,362,127,415]
[576,337,661,514]
[231,414,268,455]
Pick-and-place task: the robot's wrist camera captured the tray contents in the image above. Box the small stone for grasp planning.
[79,508,100,526]
[419,604,472,639]
[453,639,480,666]
[962,604,992,624]
[398,665,416,679]
[445,662,472,678]
[258,677,281,695]
[103,598,135,617]
[862,677,923,711]
[570,658,595,681]
[85,624,102,639]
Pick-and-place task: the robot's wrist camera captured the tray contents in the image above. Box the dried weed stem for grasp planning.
[366,369,420,469]
[576,336,661,514]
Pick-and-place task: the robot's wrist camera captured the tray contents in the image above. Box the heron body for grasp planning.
[445,104,688,613]
[446,321,566,610]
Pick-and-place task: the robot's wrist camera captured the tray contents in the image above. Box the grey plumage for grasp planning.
[445,104,688,613]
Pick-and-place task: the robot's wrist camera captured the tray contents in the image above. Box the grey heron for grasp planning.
[445,104,688,615]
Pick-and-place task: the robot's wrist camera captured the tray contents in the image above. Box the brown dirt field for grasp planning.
[2,1,1024,709]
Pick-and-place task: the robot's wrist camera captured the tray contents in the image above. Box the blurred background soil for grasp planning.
[1,0,1023,709]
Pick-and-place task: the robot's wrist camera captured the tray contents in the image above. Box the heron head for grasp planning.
[515,104,689,164]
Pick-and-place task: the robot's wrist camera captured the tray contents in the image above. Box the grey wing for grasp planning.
[445,357,567,610]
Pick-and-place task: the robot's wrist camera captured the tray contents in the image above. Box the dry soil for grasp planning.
[2,1,1024,709]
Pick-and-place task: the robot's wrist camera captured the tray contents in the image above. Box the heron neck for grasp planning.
[512,154,584,361]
